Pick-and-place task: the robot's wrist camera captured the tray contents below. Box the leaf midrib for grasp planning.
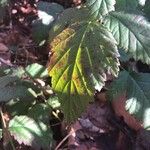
[70,22,91,95]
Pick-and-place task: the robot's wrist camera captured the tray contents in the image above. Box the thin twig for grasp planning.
[0,107,16,150]
[55,131,73,150]
[0,107,6,128]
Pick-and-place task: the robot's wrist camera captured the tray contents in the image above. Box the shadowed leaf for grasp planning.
[109,71,150,129]
[115,0,146,10]
[104,11,150,64]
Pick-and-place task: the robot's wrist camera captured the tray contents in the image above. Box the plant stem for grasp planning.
[55,131,73,150]
[0,106,16,150]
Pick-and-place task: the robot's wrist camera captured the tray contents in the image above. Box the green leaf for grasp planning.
[104,12,150,64]
[0,75,40,102]
[25,63,48,78]
[48,7,89,42]
[11,67,25,78]
[32,2,64,44]
[0,66,10,76]
[9,116,53,149]
[37,1,64,17]
[28,104,51,124]
[119,48,131,62]
[6,99,34,117]
[115,0,146,10]
[48,21,119,122]
[47,95,61,109]
[0,66,25,78]
[143,0,150,20]
[0,64,46,102]
[86,0,116,19]
[109,71,150,129]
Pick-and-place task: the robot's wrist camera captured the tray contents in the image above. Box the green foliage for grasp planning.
[0,1,150,148]
[0,75,39,102]
[0,64,55,148]
[28,103,51,123]
[47,95,61,109]
[32,1,64,45]
[48,0,150,122]
[108,70,150,130]
[25,63,48,78]
[48,7,89,42]
[144,0,150,20]
[119,49,131,62]
[104,11,150,64]
[115,0,146,10]
[0,64,48,102]
[9,116,53,149]
[6,99,34,116]
[49,21,119,121]
[86,0,116,19]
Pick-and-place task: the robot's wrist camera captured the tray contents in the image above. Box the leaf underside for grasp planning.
[48,21,119,122]
[109,71,150,129]
[104,11,150,64]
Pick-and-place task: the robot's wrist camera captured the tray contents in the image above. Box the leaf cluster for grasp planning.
[47,0,150,129]
[0,0,150,149]
[0,64,60,149]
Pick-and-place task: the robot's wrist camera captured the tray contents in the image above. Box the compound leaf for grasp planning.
[104,11,150,64]
[86,0,116,19]
[48,21,119,122]
[109,71,150,129]
[9,116,53,149]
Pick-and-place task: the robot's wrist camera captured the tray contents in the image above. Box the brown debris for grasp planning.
[68,101,119,150]
[112,94,142,131]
